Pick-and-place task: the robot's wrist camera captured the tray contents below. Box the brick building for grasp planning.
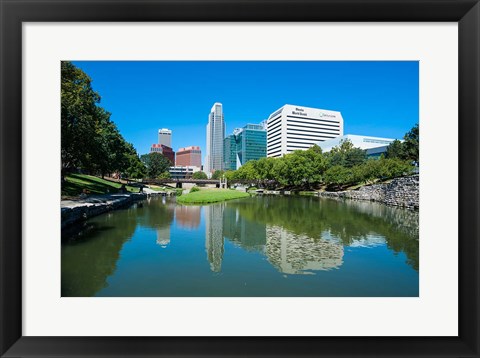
[150,144,175,165]
[176,146,202,167]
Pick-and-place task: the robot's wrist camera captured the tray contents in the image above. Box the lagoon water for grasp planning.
[61,195,419,297]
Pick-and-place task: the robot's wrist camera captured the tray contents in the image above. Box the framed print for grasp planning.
[1,0,479,357]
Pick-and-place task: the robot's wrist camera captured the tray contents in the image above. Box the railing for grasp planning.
[142,178,220,184]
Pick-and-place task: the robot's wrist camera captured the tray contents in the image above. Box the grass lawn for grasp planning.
[62,174,140,197]
[147,185,179,192]
[176,188,249,204]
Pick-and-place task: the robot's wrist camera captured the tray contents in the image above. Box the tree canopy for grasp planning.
[61,61,145,179]
[192,171,208,179]
[402,123,419,165]
[223,133,416,191]
[140,152,172,179]
[211,170,225,180]
[385,124,419,165]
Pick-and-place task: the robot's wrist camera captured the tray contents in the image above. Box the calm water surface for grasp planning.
[62,195,419,297]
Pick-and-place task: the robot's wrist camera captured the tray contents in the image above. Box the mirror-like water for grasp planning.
[61,195,419,297]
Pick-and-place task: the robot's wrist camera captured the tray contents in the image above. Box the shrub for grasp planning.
[190,186,200,193]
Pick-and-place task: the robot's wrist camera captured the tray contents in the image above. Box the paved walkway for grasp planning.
[61,193,136,209]
[61,187,161,209]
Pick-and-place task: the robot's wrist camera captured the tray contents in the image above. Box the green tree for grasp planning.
[61,61,144,182]
[211,170,225,180]
[385,139,404,159]
[355,159,381,185]
[301,145,327,187]
[192,171,208,179]
[276,151,310,187]
[377,158,413,179]
[402,123,419,165]
[157,171,172,180]
[327,139,366,168]
[235,161,258,183]
[223,170,237,182]
[123,143,146,179]
[61,61,101,176]
[345,147,367,168]
[140,152,171,179]
[255,157,278,188]
[324,165,354,190]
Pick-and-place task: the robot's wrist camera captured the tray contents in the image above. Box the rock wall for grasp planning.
[318,175,419,210]
[61,193,149,230]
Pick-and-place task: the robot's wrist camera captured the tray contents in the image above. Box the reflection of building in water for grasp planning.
[266,226,344,274]
[223,206,266,251]
[321,229,386,248]
[175,205,201,229]
[348,234,385,248]
[204,204,225,272]
[156,226,171,247]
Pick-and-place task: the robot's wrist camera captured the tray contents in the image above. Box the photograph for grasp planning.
[3,0,479,355]
[60,60,419,297]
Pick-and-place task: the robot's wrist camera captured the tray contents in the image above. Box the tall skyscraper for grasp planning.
[158,128,172,147]
[266,104,344,158]
[205,103,225,175]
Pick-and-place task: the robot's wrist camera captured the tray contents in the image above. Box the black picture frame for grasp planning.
[1,0,479,357]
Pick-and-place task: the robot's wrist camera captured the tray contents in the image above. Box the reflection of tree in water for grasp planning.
[61,197,175,296]
[223,205,266,252]
[61,207,138,297]
[175,205,201,229]
[204,204,225,272]
[266,225,344,274]
[226,196,419,271]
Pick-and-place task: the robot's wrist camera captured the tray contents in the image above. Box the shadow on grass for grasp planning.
[62,174,141,197]
[61,174,121,196]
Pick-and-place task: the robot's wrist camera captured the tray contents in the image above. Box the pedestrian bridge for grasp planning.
[142,178,227,188]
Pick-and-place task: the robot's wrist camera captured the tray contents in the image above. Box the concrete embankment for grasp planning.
[317,175,419,210]
[61,191,159,229]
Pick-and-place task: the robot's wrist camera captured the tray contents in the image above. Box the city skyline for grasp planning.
[71,61,419,157]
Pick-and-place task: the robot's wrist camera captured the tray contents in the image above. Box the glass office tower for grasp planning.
[223,123,267,170]
[223,134,237,171]
[235,124,267,166]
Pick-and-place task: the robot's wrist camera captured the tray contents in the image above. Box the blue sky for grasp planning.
[72,61,419,156]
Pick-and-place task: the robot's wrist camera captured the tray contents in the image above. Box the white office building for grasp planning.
[169,166,202,180]
[266,104,344,158]
[158,128,172,147]
[205,102,225,175]
[317,134,396,158]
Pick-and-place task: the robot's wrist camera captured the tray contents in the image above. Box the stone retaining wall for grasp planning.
[318,175,419,210]
[61,193,149,230]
